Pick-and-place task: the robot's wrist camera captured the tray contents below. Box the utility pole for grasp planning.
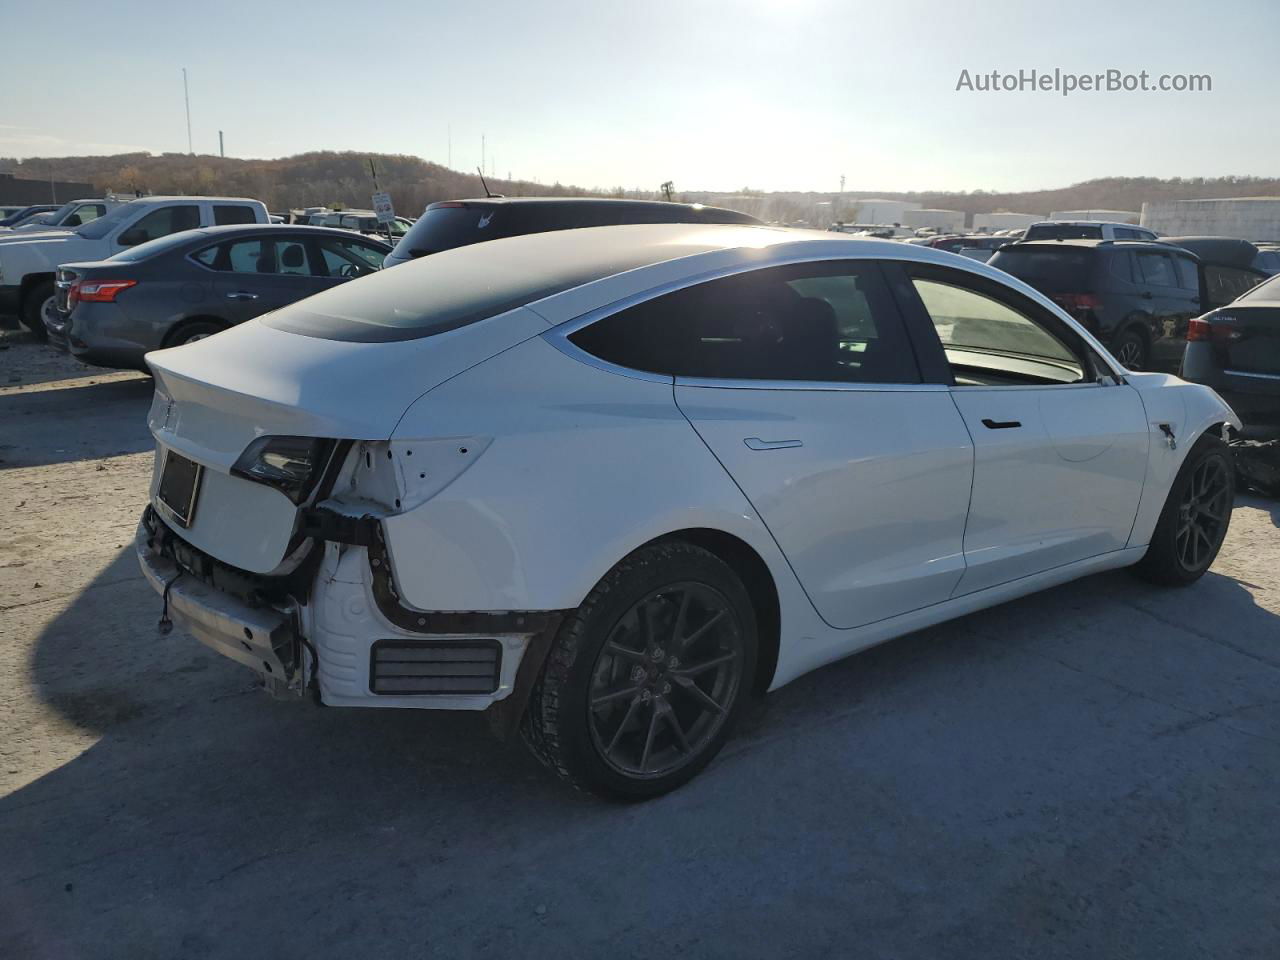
[183,68,193,154]
[219,130,225,158]
[50,161,56,203]
[481,134,485,176]
[838,173,845,222]
[447,124,452,168]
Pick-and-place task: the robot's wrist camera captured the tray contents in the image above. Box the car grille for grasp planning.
[369,640,502,695]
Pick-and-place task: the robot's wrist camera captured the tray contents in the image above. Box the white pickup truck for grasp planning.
[0,195,269,335]
[0,197,130,234]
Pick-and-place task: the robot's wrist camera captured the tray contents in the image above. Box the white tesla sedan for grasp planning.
[138,223,1239,799]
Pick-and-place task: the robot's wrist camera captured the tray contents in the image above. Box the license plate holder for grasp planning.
[157,451,203,527]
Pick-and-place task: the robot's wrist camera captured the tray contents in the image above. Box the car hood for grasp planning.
[146,306,550,469]
[0,229,79,245]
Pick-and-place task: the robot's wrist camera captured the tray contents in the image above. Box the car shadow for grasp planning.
[0,377,154,469]
[6,536,1280,956]
[0,331,140,390]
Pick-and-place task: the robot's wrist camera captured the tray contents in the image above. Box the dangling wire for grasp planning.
[157,570,184,635]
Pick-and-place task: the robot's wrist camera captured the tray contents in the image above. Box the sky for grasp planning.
[1,0,1277,194]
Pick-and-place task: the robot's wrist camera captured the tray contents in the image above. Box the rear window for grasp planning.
[109,230,205,262]
[1024,224,1103,241]
[989,247,1094,290]
[393,204,502,257]
[261,233,712,343]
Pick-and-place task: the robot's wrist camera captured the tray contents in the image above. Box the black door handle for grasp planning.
[1141,291,1153,299]
[981,418,1022,429]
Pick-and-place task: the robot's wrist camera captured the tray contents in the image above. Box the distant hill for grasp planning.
[686,177,1280,226]
[0,151,613,214]
[1,152,1278,224]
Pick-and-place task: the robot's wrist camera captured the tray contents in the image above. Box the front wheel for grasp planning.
[1133,433,1234,586]
[20,280,53,340]
[523,541,757,800]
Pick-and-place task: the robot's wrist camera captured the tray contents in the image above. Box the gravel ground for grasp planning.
[1,330,1279,959]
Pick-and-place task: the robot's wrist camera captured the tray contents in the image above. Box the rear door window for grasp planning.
[1135,251,1177,287]
[569,260,920,384]
[213,204,259,226]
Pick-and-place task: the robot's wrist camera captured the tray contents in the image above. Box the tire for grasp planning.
[1133,433,1234,586]
[20,281,53,341]
[165,320,227,347]
[522,541,758,801]
[1112,328,1147,371]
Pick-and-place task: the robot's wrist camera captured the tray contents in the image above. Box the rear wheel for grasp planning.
[1113,328,1147,370]
[165,320,227,347]
[19,281,53,340]
[1133,433,1234,586]
[523,541,757,800]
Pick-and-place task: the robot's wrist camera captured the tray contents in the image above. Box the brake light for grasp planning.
[1187,313,1243,343]
[1053,293,1102,312]
[75,279,137,303]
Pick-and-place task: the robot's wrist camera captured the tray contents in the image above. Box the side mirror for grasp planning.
[118,228,147,247]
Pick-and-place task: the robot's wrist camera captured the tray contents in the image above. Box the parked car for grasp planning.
[988,238,1266,371]
[1023,220,1159,242]
[0,204,57,229]
[0,197,127,233]
[1161,235,1279,282]
[46,225,391,369]
[926,235,1009,260]
[1181,271,1280,426]
[0,205,30,220]
[384,197,762,268]
[308,209,413,239]
[136,223,1237,799]
[0,195,269,337]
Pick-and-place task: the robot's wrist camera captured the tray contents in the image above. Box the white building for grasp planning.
[1140,197,1280,242]
[852,198,921,225]
[902,208,965,232]
[1049,209,1140,223]
[972,212,1043,232]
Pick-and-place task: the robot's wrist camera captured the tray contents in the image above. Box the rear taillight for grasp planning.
[1186,316,1212,341]
[1187,313,1243,342]
[75,279,137,303]
[1053,293,1102,313]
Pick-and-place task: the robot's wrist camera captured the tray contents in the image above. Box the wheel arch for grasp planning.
[646,527,781,696]
[18,270,55,307]
[160,314,231,348]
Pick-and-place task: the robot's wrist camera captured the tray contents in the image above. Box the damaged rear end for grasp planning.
[136,297,562,724]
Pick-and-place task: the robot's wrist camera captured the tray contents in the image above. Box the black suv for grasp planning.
[988,238,1267,371]
[383,197,761,268]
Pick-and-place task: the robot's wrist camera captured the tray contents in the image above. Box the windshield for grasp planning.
[75,202,138,239]
[43,201,79,224]
[989,247,1094,291]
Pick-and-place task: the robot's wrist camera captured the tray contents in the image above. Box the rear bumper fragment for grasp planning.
[137,513,302,692]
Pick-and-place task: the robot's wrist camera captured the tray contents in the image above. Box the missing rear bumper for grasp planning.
[137,517,302,691]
